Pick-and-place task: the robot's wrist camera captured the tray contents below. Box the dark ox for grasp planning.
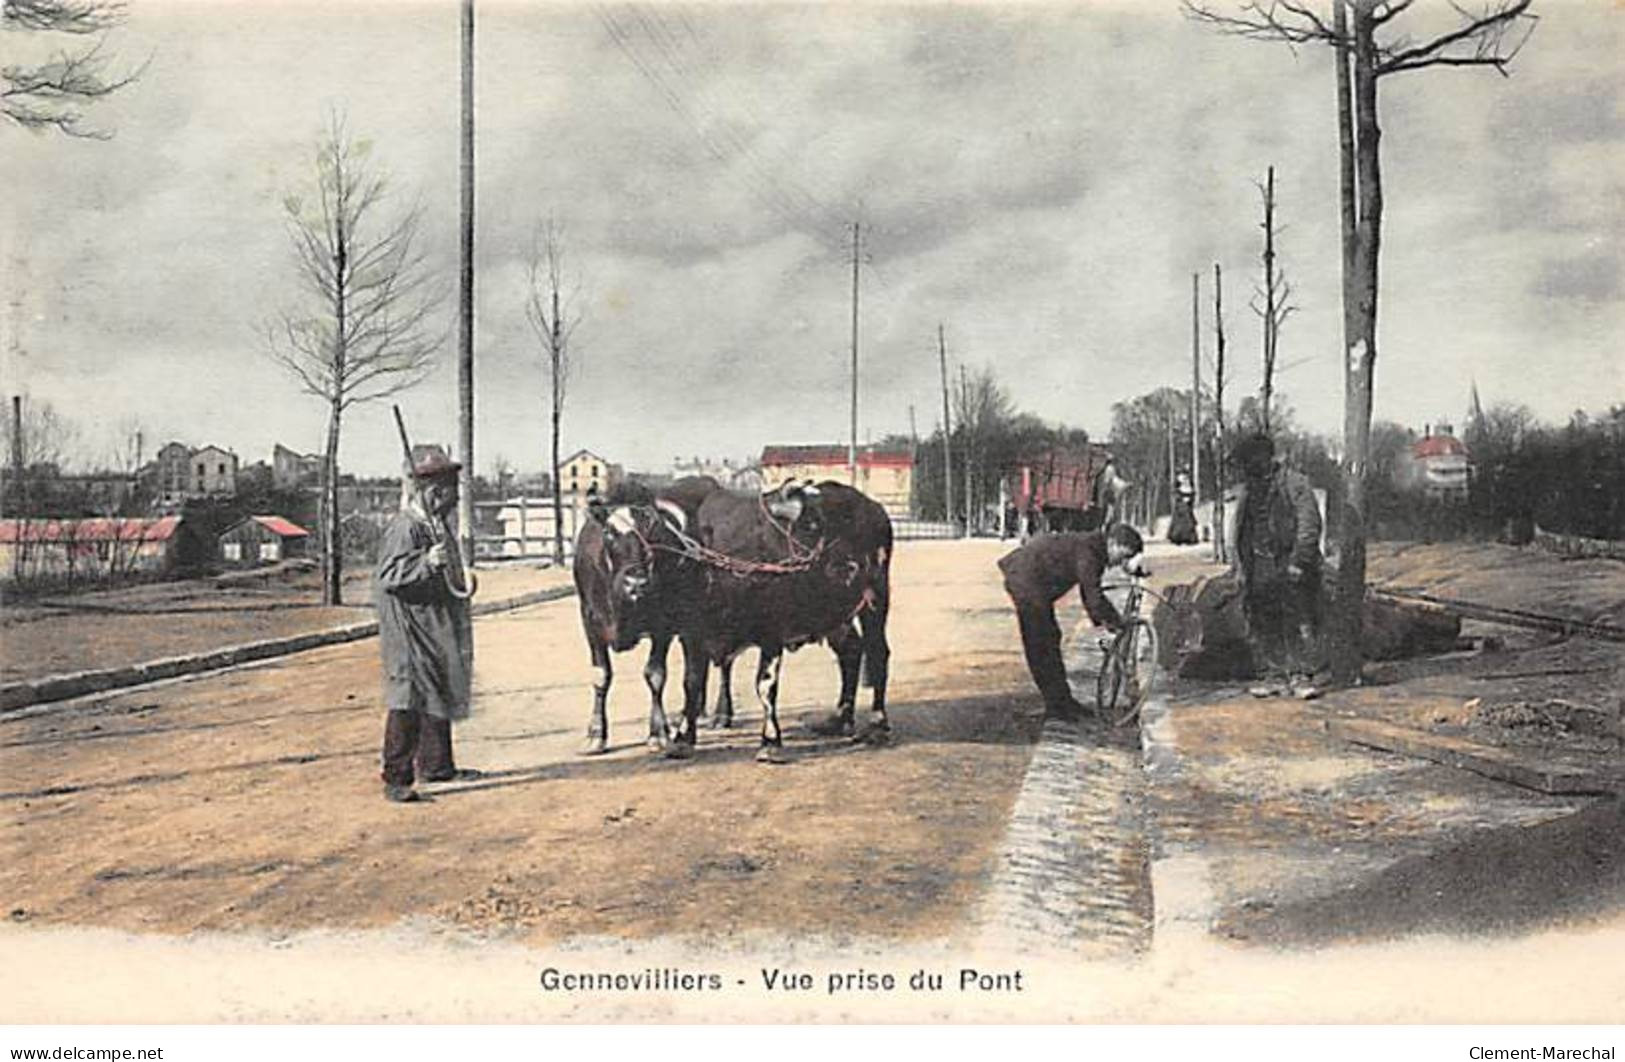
[572,476,736,755]
[574,478,893,763]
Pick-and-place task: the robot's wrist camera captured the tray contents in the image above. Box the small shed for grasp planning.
[218,515,310,567]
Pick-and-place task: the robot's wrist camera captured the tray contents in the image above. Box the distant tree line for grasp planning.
[909,365,1093,529]
[1463,404,1625,543]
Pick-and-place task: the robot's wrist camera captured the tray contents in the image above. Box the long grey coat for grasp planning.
[375,510,473,720]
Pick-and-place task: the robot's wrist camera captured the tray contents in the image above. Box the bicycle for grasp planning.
[1093,567,1160,727]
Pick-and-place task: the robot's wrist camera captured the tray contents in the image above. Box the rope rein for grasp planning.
[627,505,829,577]
[619,501,880,628]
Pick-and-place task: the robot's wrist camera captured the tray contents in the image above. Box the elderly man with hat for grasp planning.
[1231,432,1324,700]
[375,443,479,803]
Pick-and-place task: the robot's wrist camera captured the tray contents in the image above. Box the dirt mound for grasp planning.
[1466,698,1621,753]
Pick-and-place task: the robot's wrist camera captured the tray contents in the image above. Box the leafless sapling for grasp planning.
[523,216,584,567]
[265,113,442,606]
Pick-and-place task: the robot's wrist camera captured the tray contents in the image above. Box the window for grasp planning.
[197,463,205,478]
[218,463,226,476]
[592,464,600,477]
[223,542,242,561]
[260,542,279,562]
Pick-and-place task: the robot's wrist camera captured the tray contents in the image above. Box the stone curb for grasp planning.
[1139,685,1218,948]
[0,585,575,714]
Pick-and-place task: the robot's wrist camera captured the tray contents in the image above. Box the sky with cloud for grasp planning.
[3,0,1621,478]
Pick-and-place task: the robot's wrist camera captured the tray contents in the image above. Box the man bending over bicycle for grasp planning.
[998,523,1145,722]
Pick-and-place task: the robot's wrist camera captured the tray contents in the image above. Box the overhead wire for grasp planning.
[596,3,851,255]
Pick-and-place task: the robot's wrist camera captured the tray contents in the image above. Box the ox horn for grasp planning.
[654,498,688,533]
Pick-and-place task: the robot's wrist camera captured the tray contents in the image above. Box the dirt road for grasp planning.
[3,541,1084,946]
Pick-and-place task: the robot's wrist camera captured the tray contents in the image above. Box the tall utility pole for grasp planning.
[1213,262,1228,563]
[457,0,476,563]
[9,395,21,472]
[848,221,860,486]
[7,395,21,518]
[938,323,953,532]
[1260,163,1278,434]
[960,362,971,532]
[1190,271,1202,509]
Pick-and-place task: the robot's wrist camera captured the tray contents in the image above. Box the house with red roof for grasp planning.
[0,515,202,582]
[217,515,311,567]
[760,443,915,517]
[1396,423,1472,501]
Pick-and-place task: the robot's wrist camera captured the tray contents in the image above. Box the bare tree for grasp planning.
[1249,164,1296,433]
[1185,0,1537,684]
[2,0,143,138]
[91,414,145,516]
[953,364,1014,533]
[489,453,513,500]
[2,393,80,581]
[265,113,442,606]
[3,392,78,474]
[523,216,583,566]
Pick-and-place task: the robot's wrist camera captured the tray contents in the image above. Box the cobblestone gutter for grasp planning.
[973,716,1152,959]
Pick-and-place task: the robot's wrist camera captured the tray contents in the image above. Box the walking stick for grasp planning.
[392,405,477,600]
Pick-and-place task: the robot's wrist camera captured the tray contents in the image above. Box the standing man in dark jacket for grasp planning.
[998,524,1144,720]
[1231,433,1323,699]
[376,444,480,803]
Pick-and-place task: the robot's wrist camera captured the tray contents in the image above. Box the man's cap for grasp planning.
[1108,523,1144,555]
[406,443,461,480]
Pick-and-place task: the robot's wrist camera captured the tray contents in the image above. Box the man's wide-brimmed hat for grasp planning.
[406,444,462,480]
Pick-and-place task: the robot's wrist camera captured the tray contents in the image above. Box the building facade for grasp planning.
[272,444,324,490]
[1397,425,1471,501]
[560,449,621,498]
[759,444,914,518]
[142,442,240,508]
[218,515,310,567]
[189,445,239,497]
[150,442,193,508]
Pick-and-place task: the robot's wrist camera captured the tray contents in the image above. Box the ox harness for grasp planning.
[612,498,880,634]
[631,497,828,577]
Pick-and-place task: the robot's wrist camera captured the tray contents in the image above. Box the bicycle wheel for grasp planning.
[1095,638,1129,719]
[1097,619,1158,728]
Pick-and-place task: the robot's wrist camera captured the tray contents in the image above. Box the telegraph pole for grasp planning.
[457,0,476,563]
[938,324,954,534]
[6,395,20,518]
[1261,163,1278,434]
[960,362,971,532]
[1213,262,1228,563]
[1191,271,1202,507]
[849,221,860,486]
